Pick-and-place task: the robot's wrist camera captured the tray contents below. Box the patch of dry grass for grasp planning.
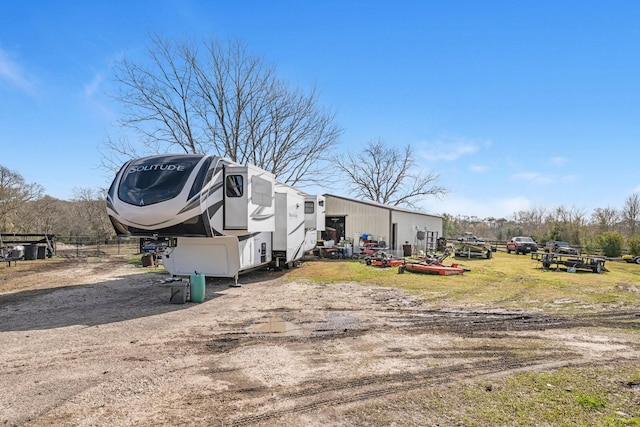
[342,364,640,426]
[291,252,640,312]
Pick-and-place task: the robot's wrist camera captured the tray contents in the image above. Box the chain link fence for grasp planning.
[54,236,141,258]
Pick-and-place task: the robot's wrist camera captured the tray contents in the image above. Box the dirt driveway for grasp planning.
[1,257,639,426]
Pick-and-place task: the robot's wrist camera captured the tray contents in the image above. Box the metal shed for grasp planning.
[322,194,443,256]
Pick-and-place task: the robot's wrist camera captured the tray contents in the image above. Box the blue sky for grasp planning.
[2,0,640,219]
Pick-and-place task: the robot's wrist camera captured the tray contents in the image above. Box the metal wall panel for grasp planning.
[392,210,443,251]
[325,196,390,244]
[324,195,443,251]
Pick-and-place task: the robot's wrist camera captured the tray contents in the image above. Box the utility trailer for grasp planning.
[531,251,606,273]
[0,233,56,261]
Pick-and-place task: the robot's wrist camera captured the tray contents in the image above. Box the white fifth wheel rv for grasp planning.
[106,154,325,282]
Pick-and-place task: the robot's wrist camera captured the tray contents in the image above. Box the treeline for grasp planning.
[0,164,112,240]
[3,164,640,257]
[1,192,113,240]
[443,195,640,257]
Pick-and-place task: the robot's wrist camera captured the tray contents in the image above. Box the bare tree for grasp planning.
[72,188,112,238]
[543,205,587,244]
[335,139,446,209]
[622,192,640,236]
[13,196,61,234]
[591,206,620,233]
[51,200,83,238]
[0,165,44,232]
[511,207,547,239]
[103,35,342,187]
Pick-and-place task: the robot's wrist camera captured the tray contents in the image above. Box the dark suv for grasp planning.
[545,240,578,255]
[506,236,538,254]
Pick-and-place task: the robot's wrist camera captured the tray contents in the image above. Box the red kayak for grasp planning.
[398,261,466,276]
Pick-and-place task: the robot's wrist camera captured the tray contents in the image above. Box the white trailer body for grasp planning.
[106,154,321,280]
[303,194,325,252]
[162,232,274,277]
[161,236,242,278]
[273,186,306,267]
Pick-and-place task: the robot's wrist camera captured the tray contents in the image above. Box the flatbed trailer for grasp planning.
[531,252,606,273]
[0,233,56,259]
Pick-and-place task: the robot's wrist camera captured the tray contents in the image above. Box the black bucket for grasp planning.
[402,244,412,257]
[24,244,38,260]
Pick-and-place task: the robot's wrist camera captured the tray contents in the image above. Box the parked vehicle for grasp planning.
[544,241,579,255]
[454,232,493,259]
[622,255,640,264]
[106,154,325,283]
[533,252,606,273]
[506,236,538,254]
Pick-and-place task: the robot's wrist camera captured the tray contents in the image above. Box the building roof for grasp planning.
[323,194,442,219]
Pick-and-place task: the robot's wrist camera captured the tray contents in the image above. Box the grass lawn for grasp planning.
[288,251,640,426]
[289,251,640,313]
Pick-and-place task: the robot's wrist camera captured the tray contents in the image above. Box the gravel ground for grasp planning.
[1,256,639,426]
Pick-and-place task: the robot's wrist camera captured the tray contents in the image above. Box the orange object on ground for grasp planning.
[399,261,465,275]
[371,258,404,267]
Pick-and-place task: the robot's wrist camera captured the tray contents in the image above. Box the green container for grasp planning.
[190,273,206,303]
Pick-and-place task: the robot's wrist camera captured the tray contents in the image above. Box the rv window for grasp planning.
[251,176,273,207]
[226,175,243,197]
[305,201,314,214]
[118,155,203,206]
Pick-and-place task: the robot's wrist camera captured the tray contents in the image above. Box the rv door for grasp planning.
[305,195,326,232]
[224,165,276,232]
[224,166,248,230]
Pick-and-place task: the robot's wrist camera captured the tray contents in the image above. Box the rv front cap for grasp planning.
[128,164,186,173]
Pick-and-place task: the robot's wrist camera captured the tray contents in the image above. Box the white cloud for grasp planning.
[470,164,489,173]
[512,172,553,184]
[419,136,490,162]
[80,71,118,120]
[500,197,531,215]
[551,156,568,166]
[0,48,37,94]
[423,194,531,219]
[83,72,103,99]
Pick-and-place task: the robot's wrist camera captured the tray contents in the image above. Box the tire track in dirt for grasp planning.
[225,354,609,426]
[202,305,640,426]
[388,309,640,336]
